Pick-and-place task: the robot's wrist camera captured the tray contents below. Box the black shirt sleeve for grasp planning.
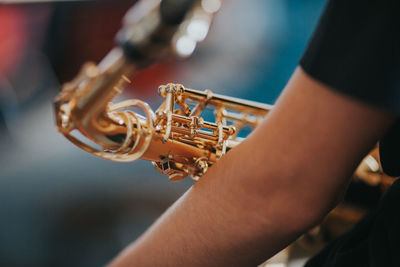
[300,0,400,115]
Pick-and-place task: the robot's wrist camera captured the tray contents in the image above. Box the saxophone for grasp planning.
[53,0,389,185]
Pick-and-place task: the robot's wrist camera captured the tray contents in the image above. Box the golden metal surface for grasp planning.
[53,0,396,183]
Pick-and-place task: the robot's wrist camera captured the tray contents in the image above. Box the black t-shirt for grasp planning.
[299,0,400,266]
[300,0,400,177]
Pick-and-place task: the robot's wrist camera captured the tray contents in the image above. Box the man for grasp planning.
[110,0,399,266]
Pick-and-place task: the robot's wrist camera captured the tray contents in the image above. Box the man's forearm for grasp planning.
[110,68,394,266]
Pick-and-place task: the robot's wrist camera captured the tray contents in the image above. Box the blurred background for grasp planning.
[0,0,326,266]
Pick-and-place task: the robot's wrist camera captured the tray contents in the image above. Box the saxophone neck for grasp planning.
[55,0,218,136]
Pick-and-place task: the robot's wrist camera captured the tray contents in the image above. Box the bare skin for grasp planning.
[109,67,395,266]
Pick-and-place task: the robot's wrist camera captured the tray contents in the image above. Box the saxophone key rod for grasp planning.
[182,87,273,116]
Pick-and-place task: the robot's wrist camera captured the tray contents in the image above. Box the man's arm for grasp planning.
[110,67,395,266]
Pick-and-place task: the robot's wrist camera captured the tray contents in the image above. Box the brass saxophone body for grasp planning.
[54,0,270,181]
[54,0,389,184]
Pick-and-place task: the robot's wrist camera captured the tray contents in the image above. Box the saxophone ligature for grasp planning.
[54,0,388,184]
